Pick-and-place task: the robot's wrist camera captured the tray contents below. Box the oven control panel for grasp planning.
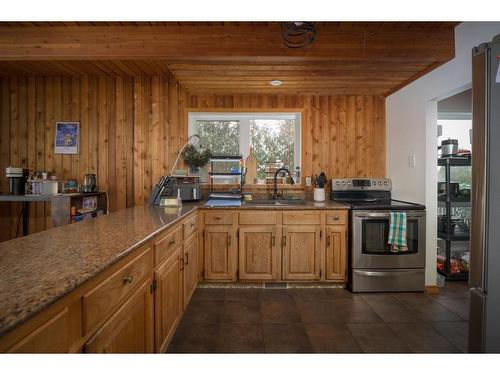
[331,178,392,191]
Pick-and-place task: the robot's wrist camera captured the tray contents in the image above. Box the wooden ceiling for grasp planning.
[0,22,458,96]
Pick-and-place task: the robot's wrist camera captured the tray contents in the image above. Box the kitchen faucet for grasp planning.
[273,167,295,200]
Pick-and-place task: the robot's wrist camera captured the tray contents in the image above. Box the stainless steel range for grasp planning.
[331,178,426,292]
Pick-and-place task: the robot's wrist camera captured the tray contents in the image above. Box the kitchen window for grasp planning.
[188,113,301,184]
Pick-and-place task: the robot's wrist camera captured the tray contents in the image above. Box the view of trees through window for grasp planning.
[249,119,295,179]
[194,116,298,183]
[197,120,240,156]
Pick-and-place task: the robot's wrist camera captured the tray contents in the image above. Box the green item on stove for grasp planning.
[388,211,408,252]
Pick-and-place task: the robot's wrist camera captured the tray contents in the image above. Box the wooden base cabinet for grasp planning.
[183,233,198,308]
[6,301,82,353]
[85,278,154,353]
[154,247,183,353]
[325,225,347,281]
[238,226,278,280]
[204,226,237,281]
[282,226,321,280]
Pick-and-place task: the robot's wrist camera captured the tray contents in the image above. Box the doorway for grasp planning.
[436,89,472,283]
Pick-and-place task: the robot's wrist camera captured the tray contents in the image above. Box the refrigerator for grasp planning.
[469,33,500,353]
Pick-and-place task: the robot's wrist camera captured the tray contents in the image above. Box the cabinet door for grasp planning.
[7,301,81,353]
[183,233,199,308]
[325,225,347,281]
[282,226,321,280]
[239,226,278,280]
[85,279,154,353]
[154,248,183,353]
[204,226,237,281]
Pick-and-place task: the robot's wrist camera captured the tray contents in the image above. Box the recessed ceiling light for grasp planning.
[270,80,283,86]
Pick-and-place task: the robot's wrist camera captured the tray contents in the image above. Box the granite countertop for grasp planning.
[0,203,198,337]
[0,199,349,337]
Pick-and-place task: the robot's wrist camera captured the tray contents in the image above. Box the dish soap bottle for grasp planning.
[294,166,301,184]
[176,189,183,207]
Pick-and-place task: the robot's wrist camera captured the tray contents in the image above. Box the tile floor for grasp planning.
[167,282,470,353]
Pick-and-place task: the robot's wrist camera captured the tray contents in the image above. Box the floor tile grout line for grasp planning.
[387,321,463,354]
[390,293,465,322]
[427,322,467,353]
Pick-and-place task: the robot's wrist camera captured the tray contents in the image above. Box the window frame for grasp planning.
[188,112,302,184]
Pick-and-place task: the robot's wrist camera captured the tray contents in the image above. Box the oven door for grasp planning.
[352,210,426,269]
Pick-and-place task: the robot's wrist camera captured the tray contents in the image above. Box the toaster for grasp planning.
[150,175,202,205]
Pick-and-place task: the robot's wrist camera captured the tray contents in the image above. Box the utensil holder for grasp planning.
[314,188,325,202]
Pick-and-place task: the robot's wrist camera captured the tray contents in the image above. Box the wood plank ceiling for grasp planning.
[0,22,458,96]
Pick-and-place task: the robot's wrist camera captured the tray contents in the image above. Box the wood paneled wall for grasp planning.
[186,93,386,181]
[0,80,385,242]
[0,75,186,241]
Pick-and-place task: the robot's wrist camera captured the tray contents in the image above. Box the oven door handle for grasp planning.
[354,212,424,219]
[354,213,391,218]
[355,270,423,277]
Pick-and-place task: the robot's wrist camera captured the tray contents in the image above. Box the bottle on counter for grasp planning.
[294,166,301,184]
[176,189,183,207]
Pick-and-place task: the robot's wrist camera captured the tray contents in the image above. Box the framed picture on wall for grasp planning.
[54,122,80,154]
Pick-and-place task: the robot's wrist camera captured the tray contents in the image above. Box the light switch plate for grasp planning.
[305,177,312,186]
[408,155,416,168]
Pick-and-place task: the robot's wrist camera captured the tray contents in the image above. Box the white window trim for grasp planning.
[188,112,301,171]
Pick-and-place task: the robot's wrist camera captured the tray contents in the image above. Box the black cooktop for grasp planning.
[333,198,425,211]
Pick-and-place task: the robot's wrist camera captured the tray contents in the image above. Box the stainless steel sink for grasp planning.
[243,198,306,206]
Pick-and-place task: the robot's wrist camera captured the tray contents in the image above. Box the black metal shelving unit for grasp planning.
[437,156,471,281]
[208,155,244,200]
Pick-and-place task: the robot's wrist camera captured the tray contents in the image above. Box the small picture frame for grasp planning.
[54,122,80,154]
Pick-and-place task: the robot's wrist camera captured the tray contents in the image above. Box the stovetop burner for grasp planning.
[330,178,425,210]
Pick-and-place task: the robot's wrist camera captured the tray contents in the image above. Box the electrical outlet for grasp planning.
[408,155,416,168]
[305,177,312,187]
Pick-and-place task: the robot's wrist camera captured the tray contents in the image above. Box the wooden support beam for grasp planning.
[0,24,455,62]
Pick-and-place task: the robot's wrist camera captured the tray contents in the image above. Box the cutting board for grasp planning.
[245,147,257,184]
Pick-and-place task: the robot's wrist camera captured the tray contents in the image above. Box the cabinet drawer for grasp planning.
[326,210,348,225]
[282,211,321,225]
[183,215,198,240]
[204,211,234,225]
[82,246,152,334]
[154,226,182,266]
[239,211,278,225]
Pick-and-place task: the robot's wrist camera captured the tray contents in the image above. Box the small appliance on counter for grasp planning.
[81,174,97,193]
[5,167,29,195]
[149,175,201,205]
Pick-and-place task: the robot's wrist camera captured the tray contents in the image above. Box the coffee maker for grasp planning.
[6,167,29,195]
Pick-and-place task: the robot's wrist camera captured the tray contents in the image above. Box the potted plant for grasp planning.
[181,144,212,175]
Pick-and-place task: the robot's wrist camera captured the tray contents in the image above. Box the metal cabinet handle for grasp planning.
[272,236,275,246]
[191,222,195,227]
[327,235,331,247]
[283,236,286,246]
[123,276,133,284]
[215,216,222,220]
[228,235,231,246]
[334,215,339,220]
[180,257,185,271]
[169,239,176,246]
[184,252,189,265]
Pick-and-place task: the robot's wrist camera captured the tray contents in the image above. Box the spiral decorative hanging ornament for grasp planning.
[281,22,317,49]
